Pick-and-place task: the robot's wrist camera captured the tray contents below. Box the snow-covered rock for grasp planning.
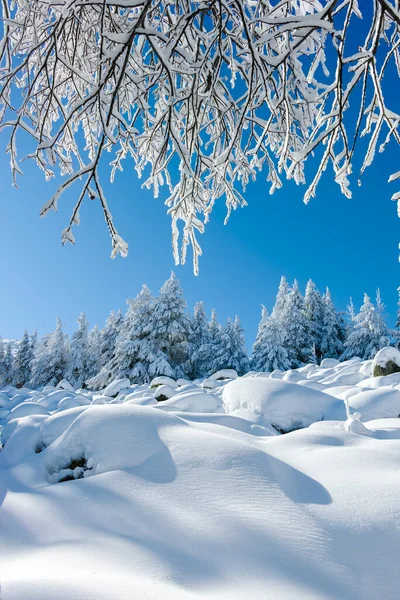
[357,373,400,388]
[150,376,178,389]
[45,405,175,482]
[223,378,338,432]
[56,379,76,392]
[348,388,400,421]
[202,378,222,389]
[104,378,131,397]
[320,358,340,368]
[210,369,238,381]
[8,402,50,420]
[154,384,177,401]
[372,346,400,377]
[155,391,218,413]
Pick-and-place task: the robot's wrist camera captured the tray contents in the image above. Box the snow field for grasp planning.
[2,356,400,598]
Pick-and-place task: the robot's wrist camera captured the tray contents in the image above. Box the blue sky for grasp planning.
[0,124,398,350]
[0,3,399,350]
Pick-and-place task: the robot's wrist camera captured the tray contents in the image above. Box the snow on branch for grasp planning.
[0,0,399,272]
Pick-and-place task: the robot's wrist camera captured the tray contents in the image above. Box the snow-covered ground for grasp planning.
[2,358,400,599]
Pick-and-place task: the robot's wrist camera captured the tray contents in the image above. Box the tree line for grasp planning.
[0,274,398,389]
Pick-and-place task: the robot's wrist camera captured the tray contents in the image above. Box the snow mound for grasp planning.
[223,378,338,432]
[372,346,400,376]
[348,388,400,421]
[38,406,91,450]
[320,358,340,368]
[150,376,178,389]
[210,369,238,380]
[8,402,50,420]
[155,391,218,413]
[56,379,75,392]
[45,405,177,482]
[154,384,177,401]
[104,378,131,397]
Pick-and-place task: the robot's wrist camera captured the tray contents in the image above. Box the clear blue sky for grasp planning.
[0,126,398,350]
[0,3,399,351]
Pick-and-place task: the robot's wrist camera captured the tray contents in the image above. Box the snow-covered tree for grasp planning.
[13,329,33,387]
[30,320,69,387]
[320,289,343,360]
[252,310,289,373]
[272,276,290,318]
[397,287,400,330]
[303,280,324,363]
[188,302,211,379]
[0,337,6,385]
[2,2,398,271]
[151,273,190,378]
[85,326,102,383]
[342,292,389,360]
[252,306,269,370]
[3,343,14,385]
[115,285,172,383]
[67,313,89,387]
[98,310,124,369]
[211,317,249,375]
[280,280,308,367]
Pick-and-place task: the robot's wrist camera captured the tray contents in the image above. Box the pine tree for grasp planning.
[211,316,249,375]
[117,285,172,383]
[3,343,14,385]
[151,272,190,378]
[188,301,211,379]
[280,280,308,367]
[13,330,33,387]
[0,336,6,385]
[342,292,389,360]
[99,310,123,369]
[252,313,290,372]
[272,276,289,317]
[320,288,343,359]
[303,279,324,363]
[252,306,269,370]
[85,325,102,383]
[67,313,89,387]
[30,320,69,387]
[397,287,400,330]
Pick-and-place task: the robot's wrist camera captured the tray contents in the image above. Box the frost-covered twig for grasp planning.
[0,0,399,272]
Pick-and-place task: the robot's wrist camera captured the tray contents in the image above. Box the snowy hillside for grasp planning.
[2,355,400,599]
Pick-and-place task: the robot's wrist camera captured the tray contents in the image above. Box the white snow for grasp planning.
[2,357,400,599]
[372,346,400,369]
[222,377,340,432]
[104,378,131,397]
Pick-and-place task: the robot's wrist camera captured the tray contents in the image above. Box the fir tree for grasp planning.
[342,292,389,360]
[85,325,102,383]
[252,306,269,370]
[117,285,172,383]
[30,320,69,387]
[303,279,324,363]
[320,288,343,359]
[0,336,5,384]
[67,313,89,387]
[280,280,308,367]
[151,272,190,378]
[252,312,290,372]
[272,276,289,317]
[3,342,14,385]
[188,301,211,379]
[99,310,123,368]
[13,330,33,387]
[211,317,249,375]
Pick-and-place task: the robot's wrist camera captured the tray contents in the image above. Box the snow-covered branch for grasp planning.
[1,0,399,271]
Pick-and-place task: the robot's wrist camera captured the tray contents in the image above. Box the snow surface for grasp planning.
[2,359,400,599]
